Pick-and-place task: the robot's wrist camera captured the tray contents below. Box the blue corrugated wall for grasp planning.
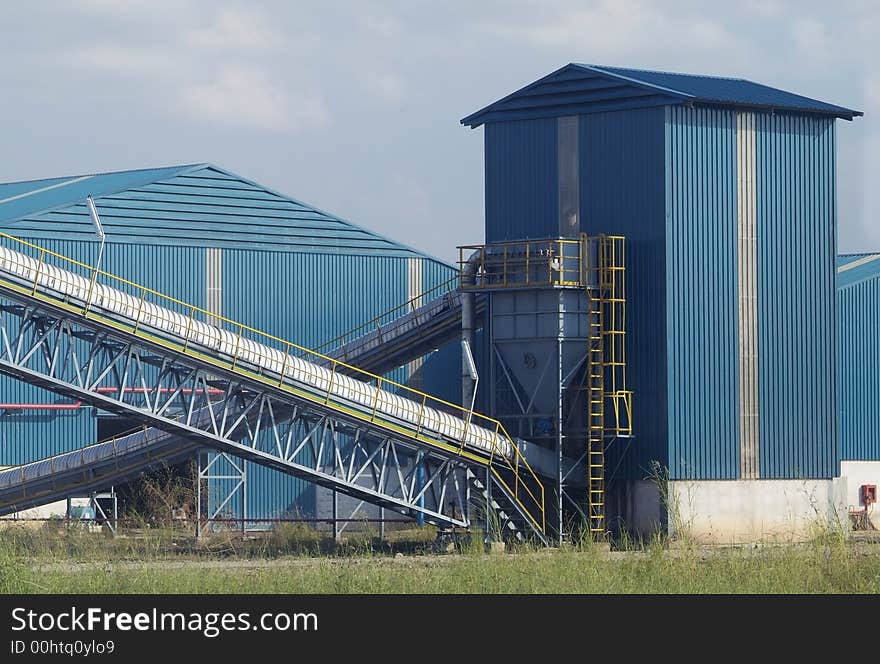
[0,230,458,521]
[578,107,668,482]
[485,118,558,242]
[0,239,205,466]
[837,260,880,460]
[221,249,457,520]
[482,103,840,482]
[757,114,837,478]
[665,107,739,480]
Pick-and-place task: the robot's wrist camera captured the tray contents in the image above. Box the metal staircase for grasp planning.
[0,232,546,543]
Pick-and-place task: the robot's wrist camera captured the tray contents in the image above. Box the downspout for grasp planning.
[461,249,482,410]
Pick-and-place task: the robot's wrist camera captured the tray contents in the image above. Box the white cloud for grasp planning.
[71,45,180,78]
[790,17,835,67]
[864,77,880,112]
[486,0,742,61]
[184,7,282,52]
[361,71,406,106]
[180,65,329,132]
[71,0,194,17]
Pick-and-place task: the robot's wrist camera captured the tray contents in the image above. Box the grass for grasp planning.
[1,522,879,594]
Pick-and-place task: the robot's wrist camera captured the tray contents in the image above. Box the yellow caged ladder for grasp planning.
[586,235,631,538]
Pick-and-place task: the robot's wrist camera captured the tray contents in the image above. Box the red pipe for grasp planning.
[0,387,224,410]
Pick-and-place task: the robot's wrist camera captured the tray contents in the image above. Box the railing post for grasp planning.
[31,250,45,297]
[370,377,382,422]
[415,394,427,437]
[324,361,336,405]
[182,305,196,353]
[231,323,243,370]
[133,286,147,334]
[525,242,530,286]
[278,341,291,387]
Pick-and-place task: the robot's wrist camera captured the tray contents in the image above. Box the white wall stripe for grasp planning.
[206,247,222,325]
[406,257,424,388]
[737,111,760,479]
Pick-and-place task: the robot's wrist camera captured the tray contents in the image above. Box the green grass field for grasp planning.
[2,523,878,594]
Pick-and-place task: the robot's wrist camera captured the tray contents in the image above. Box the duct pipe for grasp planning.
[460,249,482,409]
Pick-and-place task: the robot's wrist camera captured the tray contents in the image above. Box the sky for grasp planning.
[0,0,876,264]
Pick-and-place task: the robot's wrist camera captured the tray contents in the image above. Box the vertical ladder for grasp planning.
[586,264,606,537]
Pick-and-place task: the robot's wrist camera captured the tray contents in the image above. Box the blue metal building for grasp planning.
[463,64,862,539]
[837,253,880,511]
[0,164,457,521]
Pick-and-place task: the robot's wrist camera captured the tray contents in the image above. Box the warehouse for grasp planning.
[0,164,458,526]
[837,253,880,522]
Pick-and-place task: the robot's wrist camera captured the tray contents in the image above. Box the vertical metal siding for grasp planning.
[665,106,739,480]
[419,259,461,405]
[578,106,668,481]
[484,118,558,242]
[756,114,837,479]
[0,239,205,465]
[221,250,447,520]
[838,273,880,460]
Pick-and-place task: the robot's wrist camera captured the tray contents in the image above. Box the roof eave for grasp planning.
[689,98,863,121]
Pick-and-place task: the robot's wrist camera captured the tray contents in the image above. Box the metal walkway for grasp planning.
[320,288,486,376]
[0,233,546,542]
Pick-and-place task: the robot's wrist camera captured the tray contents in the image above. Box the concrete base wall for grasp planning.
[0,498,87,521]
[613,478,850,543]
[840,460,880,514]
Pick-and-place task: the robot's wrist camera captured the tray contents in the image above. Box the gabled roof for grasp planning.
[461,63,862,127]
[837,252,880,288]
[0,164,428,258]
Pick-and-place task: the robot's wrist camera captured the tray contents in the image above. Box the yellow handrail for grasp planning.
[0,232,545,535]
[314,275,460,353]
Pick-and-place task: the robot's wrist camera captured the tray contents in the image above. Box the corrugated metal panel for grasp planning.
[462,64,683,127]
[756,114,837,478]
[1,165,426,257]
[665,106,739,480]
[837,263,880,460]
[593,65,861,120]
[463,64,860,127]
[0,239,205,465]
[578,106,668,481]
[221,249,455,520]
[485,118,558,242]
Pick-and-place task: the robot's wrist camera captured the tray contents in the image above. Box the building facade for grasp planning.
[463,63,862,541]
[837,253,880,514]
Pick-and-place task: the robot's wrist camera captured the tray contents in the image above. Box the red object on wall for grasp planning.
[862,485,877,507]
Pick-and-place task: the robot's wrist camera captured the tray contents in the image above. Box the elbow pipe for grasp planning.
[460,249,482,409]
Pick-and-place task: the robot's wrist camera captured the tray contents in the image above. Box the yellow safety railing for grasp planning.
[459,238,584,290]
[315,276,460,353]
[597,235,633,438]
[0,232,545,536]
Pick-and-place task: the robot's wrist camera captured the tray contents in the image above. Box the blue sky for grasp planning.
[0,0,875,263]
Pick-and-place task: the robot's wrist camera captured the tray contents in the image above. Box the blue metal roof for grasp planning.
[0,164,429,258]
[461,63,862,127]
[838,252,880,288]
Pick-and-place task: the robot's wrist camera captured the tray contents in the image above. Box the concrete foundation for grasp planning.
[613,478,850,543]
[840,460,880,516]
